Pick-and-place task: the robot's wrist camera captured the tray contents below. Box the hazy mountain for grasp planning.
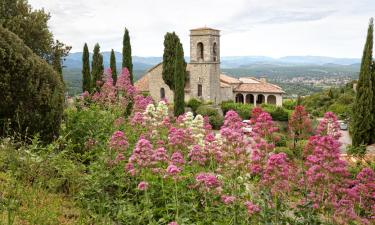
[63,52,361,71]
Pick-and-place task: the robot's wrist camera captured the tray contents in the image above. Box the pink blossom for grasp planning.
[168,222,178,225]
[166,164,181,176]
[114,117,125,127]
[195,172,220,189]
[171,151,185,165]
[244,201,260,215]
[315,112,341,140]
[109,131,129,151]
[153,147,168,162]
[137,181,149,191]
[188,144,207,165]
[221,195,236,205]
[129,138,154,168]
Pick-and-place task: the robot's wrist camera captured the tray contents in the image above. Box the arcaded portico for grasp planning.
[234,92,282,106]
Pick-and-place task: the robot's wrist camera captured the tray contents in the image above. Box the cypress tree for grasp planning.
[352,18,374,147]
[371,58,375,143]
[173,42,186,116]
[92,43,104,90]
[162,32,180,90]
[122,28,133,84]
[110,49,117,85]
[82,43,91,92]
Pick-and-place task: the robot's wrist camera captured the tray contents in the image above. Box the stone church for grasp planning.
[135,27,284,106]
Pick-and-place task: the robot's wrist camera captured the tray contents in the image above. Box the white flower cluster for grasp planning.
[143,101,169,127]
[181,112,205,146]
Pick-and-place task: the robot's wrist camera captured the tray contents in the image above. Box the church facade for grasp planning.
[135,27,284,106]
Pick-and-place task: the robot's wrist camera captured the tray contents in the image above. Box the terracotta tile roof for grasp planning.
[220,74,241,84]
[234,82,285,94]
[134,74,149,92]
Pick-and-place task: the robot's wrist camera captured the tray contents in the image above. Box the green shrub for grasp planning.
[0,26,64,143]
[186,98,202,114]
[196,105,224,129]
[221,101,252,119]
[262,104,290,121]
[346,144,367,157]
[283,99,297,110]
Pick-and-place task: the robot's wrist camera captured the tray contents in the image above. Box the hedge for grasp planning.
[0,26,64,142]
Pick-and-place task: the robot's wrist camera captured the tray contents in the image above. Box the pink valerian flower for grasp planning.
[171,151,185,165]
[167,222,178,225]
[222,110,244,130]
[166,164,181,176]
[303,135,350,211]
[109,131,129,151]
[221,195,236,205]
[114,117,125,127]
[137,181,149,191]
[130,112,144,125]
[195,172,220,189]
[81,91,90,100]
[315,112,341,140]
[114,153,125,163]
[116,68,136,97]
[249,107,264,125]
[288,105,313,141]
[168,127,194,150]
[152,147,169,162]
[203,116,212,131]
[251,112,279,142]
[93,70,117,105]
[188,144,207,165]
[125,162,136,176]
[261,153,293,195]
[129,138,154,168]
[249,139,274,175]
[244,201,260,216]
[133,95,153,112]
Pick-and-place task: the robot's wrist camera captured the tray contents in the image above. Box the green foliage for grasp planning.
[352,18,374,147]
[0,26,64,143]
[173,43,186,116]
[162,32,180,90]
[221,101,252,119]
[346,144,367,157]
[283,99,297,110]
[122,28,133,83]
[91,43,103,90]
[196,105,224,129]
[110,49,117,85]
[262,104,290,121]
[82,43,91,92]
[0,0,71,67]
[186,98,202,114]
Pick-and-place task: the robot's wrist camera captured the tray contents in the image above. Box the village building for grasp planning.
[135,27,285,106]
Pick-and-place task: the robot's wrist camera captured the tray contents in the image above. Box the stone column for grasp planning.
[254,94,258,107]
[264,94,269,104]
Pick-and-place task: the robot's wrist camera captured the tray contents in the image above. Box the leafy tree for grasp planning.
[162,32,180,90]
[372,60,375,143]
[0,0,70,68]
[0,26,64,142]
[122,28,133,84]
[82,43,91,92]
[173,42,186,116]
[110,49,117,85]
[352,18,374,147]
[91,43,104,90]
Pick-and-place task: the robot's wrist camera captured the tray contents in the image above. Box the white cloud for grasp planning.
[29,0,375,57]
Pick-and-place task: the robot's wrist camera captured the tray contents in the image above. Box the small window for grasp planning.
[160,88,165,99]
[197,42,204,61]
[197,84,202,97]
[213,42,217,61]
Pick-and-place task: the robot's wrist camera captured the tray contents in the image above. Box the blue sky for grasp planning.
[29,0,375,58]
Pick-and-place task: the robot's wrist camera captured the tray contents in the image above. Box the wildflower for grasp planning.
[188,144,207,165]
[221,195,236,205]
[137,181,149,191]
[244,201,260,215]
[315,112,341,140]
[129,138,154,168]
[171,151,185,165]
[168,222,178,225]
[153,147,168,162]
[114,117,125,127]
[109,131,129,151]
[166,164,181,176]
[195,172,220,189]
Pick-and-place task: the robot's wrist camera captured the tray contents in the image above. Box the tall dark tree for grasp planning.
[162,32,180,90]
[110,49,117,85]
[82,43,91,92]
[173,42,186,116]
[371,58,375,143]
[91,43,104,90]
[122,28,133,83]
[352,18,374,147]
[0,0,70,65]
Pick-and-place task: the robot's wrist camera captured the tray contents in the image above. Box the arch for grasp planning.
[267,95,276,105]
[160,88,165,99]
[246,94,254,104]
[213,42,218,61]
[197,42,204,61]
[256,94,265,105]
[235,93,244,104]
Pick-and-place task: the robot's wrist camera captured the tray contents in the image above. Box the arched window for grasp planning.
[160,88,165,99]
[197,42,204,61]
[213,42,217,61]
[197,84,202,97]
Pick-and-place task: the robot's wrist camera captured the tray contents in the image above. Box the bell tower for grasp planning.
[189,27,221,104]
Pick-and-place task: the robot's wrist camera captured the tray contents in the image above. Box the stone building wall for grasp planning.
[220,86,233,101]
